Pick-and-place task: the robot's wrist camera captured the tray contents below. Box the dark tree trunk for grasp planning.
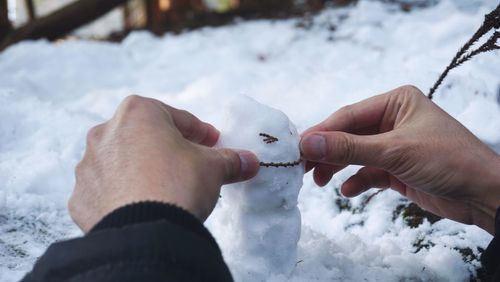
[0,0,11,40]
[25,0,36,21]
[237,0,294,16]
[0,0,128,51]
[123,2,132,30]
[144,0,155,30]
[147,0,295,33]
[144,0,165,33]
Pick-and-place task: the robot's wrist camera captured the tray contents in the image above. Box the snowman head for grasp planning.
[217,96,302,167]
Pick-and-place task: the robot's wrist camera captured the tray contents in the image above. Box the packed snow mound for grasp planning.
[1,0,499,281]
[216,96,304,280]
[218,96,303,210]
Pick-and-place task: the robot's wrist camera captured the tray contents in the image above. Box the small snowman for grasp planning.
[217,96,305,281]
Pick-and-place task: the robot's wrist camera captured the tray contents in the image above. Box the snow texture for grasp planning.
[1,0,499,281]
[217,96,304,280]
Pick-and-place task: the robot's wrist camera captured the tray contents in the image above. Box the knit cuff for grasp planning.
[89,201,218,249]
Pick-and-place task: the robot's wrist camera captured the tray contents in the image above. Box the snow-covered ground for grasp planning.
[1,0,499,281]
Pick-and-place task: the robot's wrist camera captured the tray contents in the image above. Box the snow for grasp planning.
[215,96,304,280]
[1,0,499,281]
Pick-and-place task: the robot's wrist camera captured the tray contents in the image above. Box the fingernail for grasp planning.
[301,134,326,160]
[238,151,258,177]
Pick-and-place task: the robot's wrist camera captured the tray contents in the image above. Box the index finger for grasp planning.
[149,98,220,147]
[302,92,392,136]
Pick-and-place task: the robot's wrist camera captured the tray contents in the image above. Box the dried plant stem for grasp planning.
[259,133,279,143]
[362,189,385,207]
[260,159,302,168]
[428,4,500,99]
[455,31,500,67]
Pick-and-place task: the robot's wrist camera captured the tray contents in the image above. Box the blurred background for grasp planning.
[0,0,438,50]
[0,0,499,281]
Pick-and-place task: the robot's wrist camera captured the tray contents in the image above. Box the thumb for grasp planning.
[215,148,260,184]
[300,131,389,168]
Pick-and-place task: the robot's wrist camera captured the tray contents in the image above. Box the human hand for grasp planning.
[300,86,500,234]
[70,95,259,232]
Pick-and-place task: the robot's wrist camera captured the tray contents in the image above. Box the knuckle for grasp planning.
[74,161,81,173]
[387,85,426,112]
[74,160,84,178]
[336,105,356,128]
[120,94,147,115]
[75,160,83,176]
[86,124,104,146]
[398,85,423,97]
[114,95,154,126]
[216,148,239,181]
[179,110,196,137]
[123,94,143,105]
[337,105,353,117]
[339,104,353,112]
[179,111,205,142]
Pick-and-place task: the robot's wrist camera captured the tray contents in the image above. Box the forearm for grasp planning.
[22,202,233,282]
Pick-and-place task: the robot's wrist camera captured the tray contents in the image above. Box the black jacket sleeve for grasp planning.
[482,207,500,282]
[21,202,233,282]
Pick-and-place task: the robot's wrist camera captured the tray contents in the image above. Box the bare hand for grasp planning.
[70,95,259,232]
[300,86,500,234]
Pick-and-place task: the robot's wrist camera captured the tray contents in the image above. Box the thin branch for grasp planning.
[428,4,500,99]
[259,159,301,168]
[0,0,129,52]
[452,31,500,68]
[25,0,36,22]
[361,189,385,207]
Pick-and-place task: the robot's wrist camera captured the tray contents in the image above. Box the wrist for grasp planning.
[90,201,219,247]
[471,154,500,235]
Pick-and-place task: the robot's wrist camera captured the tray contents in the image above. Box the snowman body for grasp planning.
[217,96,304,280]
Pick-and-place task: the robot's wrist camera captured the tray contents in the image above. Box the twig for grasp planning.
[259,159,302,168]
[259,133,279,143]
[453,31,500,68]
[428,4,500,99]
[362,189,385,207]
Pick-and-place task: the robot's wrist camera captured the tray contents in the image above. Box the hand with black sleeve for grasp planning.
[22,95,260,282]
